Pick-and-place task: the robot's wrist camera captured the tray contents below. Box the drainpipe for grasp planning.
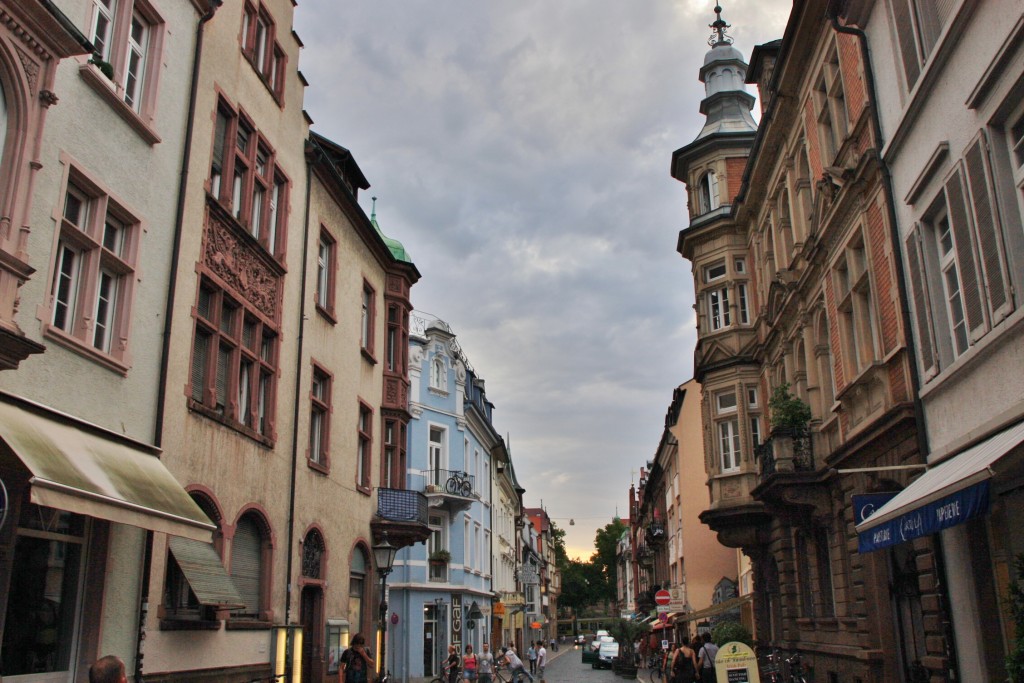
[826,6,959,681]
[141,3,220,681]
[284,140,316,627]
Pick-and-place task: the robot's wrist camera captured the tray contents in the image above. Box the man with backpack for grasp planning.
[697,633,718,682]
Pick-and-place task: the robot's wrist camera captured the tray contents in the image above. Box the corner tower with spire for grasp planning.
[672,6,767,549]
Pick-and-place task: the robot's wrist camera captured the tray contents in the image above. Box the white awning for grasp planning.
[0,394,214,542]
[856,420,1024,534]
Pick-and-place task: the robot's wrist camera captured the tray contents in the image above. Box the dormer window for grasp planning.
[430,356,447,391]
[697,170,720,214]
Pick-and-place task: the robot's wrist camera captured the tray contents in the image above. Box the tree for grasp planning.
[551,520,568,570]
[593,518,628,603]
[711,621,753,648]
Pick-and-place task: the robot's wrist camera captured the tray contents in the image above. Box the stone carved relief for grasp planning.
[409,346,423,365]
[204,213,280,319]
[15,46,38,96]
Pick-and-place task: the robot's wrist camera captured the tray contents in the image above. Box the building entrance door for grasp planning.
[302,585,325,683]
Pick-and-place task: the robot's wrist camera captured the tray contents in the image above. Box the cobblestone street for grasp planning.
[530,648,640,683]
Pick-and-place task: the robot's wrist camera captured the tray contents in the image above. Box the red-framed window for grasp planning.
[356,402,372,492]
[209,99,289,260]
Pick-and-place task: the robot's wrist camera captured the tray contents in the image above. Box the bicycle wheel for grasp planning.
[461,480,473,497]
[648,667,663,683]
[445,477,460,494]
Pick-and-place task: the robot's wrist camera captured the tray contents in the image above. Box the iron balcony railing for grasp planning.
[756,431,814,484]
[376,487,429,525]
[413,468,477,498]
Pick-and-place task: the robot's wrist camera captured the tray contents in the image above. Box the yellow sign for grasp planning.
[494,602,506,616]
[714,641,760,683]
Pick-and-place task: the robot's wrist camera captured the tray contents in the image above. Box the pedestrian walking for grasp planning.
[444,645,461,683]
[89,655,127,683]
[339,634,375,683]
[527,643,537,675]
[697,633,719,682]
[669,636,699,683]
[477,643,495,683]
[550,637,557,653]
[536,641,547,677]
[463,645,478,681]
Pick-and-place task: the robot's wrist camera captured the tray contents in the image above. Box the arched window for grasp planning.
[430,356,446,391]
[231,512,269,620]
[302,528,326,580]
[349,545,368,633]
[697,170,720,215]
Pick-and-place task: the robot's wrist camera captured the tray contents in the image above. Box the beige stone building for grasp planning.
[632,379,736,638]
[138,0,310,678]
[0,2,216,681]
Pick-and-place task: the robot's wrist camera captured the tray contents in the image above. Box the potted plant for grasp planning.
[768,382,812,436]
[767,383,813,472]
[89,56,114,80]
[609,618,650,679]
[429,549,451,564]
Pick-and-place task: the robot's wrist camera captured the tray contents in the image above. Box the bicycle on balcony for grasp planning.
[445,470,473,497]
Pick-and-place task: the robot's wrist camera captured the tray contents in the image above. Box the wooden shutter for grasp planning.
[231,516,263,616]
[944,169,987,338]
[904,227,937,376]
[964,136,1013,322]
[891,0,921,88]
[191,331,209,402]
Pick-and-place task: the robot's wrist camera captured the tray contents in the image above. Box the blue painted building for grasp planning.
[387,315,506,681]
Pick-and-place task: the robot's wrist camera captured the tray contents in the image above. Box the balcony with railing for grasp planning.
[410,468,478,513]
[753,429,831,518]
[756,430,814,484]
[372,487,431,547]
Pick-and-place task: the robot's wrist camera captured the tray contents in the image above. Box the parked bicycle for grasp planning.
[645,654,665,683]
[785,652,807,683]
[445,470,473,497]
[762,649,784,683]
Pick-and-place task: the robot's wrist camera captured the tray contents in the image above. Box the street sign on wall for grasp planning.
[654,590,671,605]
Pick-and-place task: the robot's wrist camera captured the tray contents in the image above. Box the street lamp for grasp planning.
[373,532,398,683]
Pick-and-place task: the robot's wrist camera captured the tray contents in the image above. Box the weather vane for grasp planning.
[708,4,733,47]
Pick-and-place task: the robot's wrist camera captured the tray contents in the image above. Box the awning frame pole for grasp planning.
[834,464,927,474]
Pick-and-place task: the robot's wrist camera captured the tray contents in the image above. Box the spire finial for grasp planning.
[371,196,377,221]
[708,4,733,47]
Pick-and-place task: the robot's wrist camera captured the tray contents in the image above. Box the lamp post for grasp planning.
[373,532,398,683]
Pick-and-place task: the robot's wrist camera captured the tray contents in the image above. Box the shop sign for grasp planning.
[451,594,463,654]
[493,602,506,616]
[713,641,759,683]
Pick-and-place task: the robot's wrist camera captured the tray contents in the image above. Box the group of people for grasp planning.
[442,639,554,683]
[652,633,719,683]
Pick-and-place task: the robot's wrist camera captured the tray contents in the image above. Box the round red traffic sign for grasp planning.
[654,590,671,606]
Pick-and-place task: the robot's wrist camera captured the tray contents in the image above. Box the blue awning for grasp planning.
[856,420,1024,552]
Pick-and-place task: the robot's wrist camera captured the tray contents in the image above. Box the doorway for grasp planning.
[302,586,325,683]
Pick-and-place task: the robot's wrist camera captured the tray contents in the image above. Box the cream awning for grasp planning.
[674,595,752,622]
[0,394,214,542]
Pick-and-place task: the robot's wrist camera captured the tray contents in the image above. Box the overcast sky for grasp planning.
[294,1,790,559]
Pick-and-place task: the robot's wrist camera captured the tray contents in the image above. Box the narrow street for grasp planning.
[529,647,631,683]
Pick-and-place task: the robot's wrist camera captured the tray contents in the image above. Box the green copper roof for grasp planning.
[370,198,413,264]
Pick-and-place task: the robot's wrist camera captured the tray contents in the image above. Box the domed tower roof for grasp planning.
[370,197,413,264]
[692,4,757,141]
